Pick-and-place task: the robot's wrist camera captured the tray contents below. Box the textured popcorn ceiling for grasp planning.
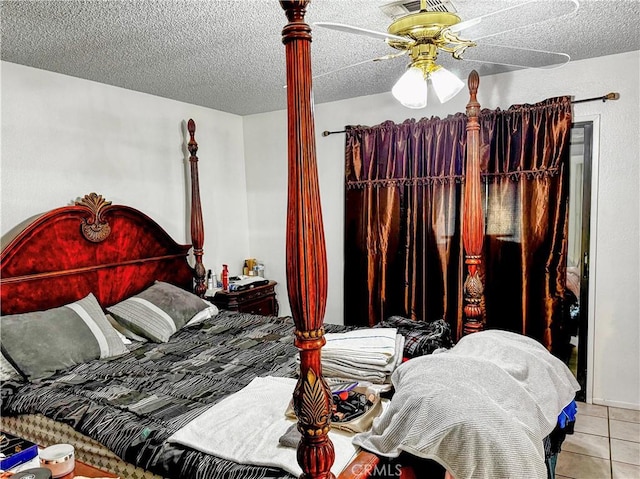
[1,0,638,116]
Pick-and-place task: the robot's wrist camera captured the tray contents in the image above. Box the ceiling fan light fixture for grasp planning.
[392,66,428,109]
[429,66,465,103]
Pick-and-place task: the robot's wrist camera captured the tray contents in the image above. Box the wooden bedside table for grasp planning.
[209,280,278,316]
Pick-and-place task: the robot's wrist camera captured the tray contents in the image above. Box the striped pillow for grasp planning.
[107,281,211,343]
[0,293,128,381]
[0,352,21,382]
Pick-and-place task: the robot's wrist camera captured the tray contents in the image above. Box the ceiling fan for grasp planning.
[314,0,579,108]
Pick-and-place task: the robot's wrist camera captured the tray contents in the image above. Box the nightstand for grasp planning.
[208,280,278,316]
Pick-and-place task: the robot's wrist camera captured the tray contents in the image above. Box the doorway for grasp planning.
[567,121,593,402]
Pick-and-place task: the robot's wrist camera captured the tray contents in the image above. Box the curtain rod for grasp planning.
[321,92,620,136]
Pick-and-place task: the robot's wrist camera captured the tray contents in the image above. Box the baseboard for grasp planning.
[592,398,640,411]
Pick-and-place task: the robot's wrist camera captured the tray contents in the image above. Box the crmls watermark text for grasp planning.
[350,463,403,477]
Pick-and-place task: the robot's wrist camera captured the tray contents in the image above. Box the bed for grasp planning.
[1,2,578,479]
[278,2,577,478]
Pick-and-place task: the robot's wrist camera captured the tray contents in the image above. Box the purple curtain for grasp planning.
[345,96,572,350]
[345,116,467,331]
[480,97,572,351]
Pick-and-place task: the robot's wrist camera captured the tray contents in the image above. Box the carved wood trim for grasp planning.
[336,452,380,479]
[0,254,189,285]
[0,202,194,315]
[75,193,112,242]
[188,119,206,297]
[280,1,335,478]
[462,70,485,336]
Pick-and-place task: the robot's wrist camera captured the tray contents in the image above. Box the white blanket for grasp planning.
[168,376,359,477]
[353,330,580,479]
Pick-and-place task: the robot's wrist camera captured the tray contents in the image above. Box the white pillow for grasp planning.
[186,300,219,326]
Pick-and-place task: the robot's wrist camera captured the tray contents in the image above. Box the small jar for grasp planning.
[253,262,266,279]
[39,444,75,478]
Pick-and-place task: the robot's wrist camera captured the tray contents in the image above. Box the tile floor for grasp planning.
[556,401,640,479]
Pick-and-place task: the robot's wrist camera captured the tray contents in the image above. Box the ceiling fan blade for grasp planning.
[313,51,408,81]
[314,22,413,45]
[461,42,570,69]
[449,0,579,41]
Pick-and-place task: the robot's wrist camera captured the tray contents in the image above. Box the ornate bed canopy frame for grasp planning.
[278,2,484,477]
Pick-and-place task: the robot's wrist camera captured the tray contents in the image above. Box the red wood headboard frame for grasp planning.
[0,121,206,315]
[279,3,483,478]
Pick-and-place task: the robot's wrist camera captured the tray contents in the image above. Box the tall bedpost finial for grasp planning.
[468,70,479,101]
[280,1,335,478]
[462,70,485,336]
[187,119,206,297]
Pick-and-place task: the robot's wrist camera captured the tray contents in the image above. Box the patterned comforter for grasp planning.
[2,311,350,479]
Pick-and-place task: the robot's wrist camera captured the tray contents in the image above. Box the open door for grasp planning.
[567,121,593,401]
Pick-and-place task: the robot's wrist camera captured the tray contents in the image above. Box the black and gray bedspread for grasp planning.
[2,311,349,479]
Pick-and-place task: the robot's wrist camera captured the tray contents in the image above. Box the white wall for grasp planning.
[243,51,640,409]
[2,51,638,409]
[1,61,250,279]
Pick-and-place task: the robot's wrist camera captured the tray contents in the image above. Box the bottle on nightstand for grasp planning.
[221,264,229,291]
[206,270,214,290]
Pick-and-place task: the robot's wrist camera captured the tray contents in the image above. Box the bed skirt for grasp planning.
[0,414,163,479]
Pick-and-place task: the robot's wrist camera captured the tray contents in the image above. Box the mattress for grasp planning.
[2,311,352,479]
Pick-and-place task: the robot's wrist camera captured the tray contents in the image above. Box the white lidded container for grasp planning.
[39,443,75,478]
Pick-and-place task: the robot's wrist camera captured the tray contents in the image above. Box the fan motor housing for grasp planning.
[387,11,461,46]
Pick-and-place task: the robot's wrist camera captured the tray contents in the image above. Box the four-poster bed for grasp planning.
[279,1,486,476]
[280,2,577,479]
[0,3,579,479]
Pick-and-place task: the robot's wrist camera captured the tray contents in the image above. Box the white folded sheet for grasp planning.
[168,376,359,477]
[322,331,404,383]
[324,328,398,361]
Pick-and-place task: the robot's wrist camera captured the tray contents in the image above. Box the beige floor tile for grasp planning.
[612,461,640,479]
[611,419,640,443]
[610,407,640,424]
[577,401,609,418]
[574,414,610,437]
[611,438,640,466]
[557,476,573,479]
[563,431,611,459]
[556,451,612,479]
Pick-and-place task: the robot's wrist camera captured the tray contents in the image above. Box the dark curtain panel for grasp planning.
[345,96,571,350]
[345,116,467,330]
[481,96,573,351]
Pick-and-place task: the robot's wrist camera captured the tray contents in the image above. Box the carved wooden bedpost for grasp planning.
[187,119,206,297]
[280,2,335,478]
[462,71,485,336]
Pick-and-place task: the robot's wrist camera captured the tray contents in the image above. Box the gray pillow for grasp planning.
[107,281,210,343]
[1,293,128,381]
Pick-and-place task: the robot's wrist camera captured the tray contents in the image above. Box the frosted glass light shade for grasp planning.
[430,67,465,103]
[392,66,427,109]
